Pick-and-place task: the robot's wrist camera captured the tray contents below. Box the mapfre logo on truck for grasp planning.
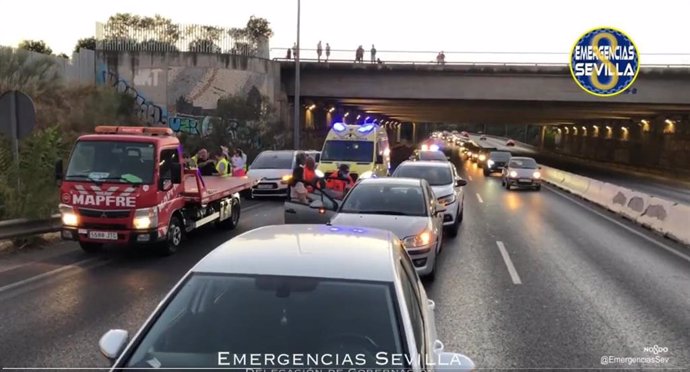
[70,185,137,207]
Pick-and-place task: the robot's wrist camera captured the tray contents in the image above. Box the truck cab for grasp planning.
[56,126,255,255]
[317,123,391,180]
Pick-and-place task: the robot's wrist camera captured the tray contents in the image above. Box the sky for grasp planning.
[1,0,689,64]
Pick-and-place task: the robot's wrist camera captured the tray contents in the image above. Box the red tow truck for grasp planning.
[55,126,257,255]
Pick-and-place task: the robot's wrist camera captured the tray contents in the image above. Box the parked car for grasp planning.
[246,150,298,198]
[392,161,467,237]
[502,156,542,191]
[97,224,475,370]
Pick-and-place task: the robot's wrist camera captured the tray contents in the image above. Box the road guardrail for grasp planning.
[0,214,61,240]
[541,166,690,246]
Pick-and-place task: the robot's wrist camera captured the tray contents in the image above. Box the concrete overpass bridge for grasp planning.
[280,61,690,125]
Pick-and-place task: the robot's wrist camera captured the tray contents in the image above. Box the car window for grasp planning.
[159,148,180,180]
[321,140,374,163]
[418,151,446,161]
[393,165,452,186]
[124,274,405,368]
[250,152,294,169]
[64,140,155,184]
[306,189,337,209]
[509,158,538,169]
[490,152,511,161]
[398,256,426,362]
[340,183,427,216]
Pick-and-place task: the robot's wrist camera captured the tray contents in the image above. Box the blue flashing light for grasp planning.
[429,144,440,151]
[332,122,346,132]
[358,123,375,133]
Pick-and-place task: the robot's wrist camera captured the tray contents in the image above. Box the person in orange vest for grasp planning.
[326,164,354,197]
[303,156,317,193]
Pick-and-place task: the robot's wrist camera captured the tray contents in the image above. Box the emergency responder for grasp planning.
[326,164,354,197]
[303,156,317,192]
[214,151,229,176]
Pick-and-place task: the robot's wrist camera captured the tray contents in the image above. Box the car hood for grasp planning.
[430,184,454,199]
[247,168,292,180]
[508,168,538,178]
[331,213,429,239]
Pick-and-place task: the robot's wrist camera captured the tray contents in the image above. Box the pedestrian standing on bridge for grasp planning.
[370,44,377,63]
[325,43,331,61]
[286,48,292,59]
[292,42,298,60]
[317,41,323,62]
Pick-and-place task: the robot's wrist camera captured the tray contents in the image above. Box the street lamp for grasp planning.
[293,0,301,149]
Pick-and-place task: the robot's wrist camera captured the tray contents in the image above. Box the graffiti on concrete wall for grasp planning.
[100,68,168,125]
[168,115,215,135]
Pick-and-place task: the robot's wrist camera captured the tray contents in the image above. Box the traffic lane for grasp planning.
[432,161,690,369]
[0,200,284,368]
[0,199,264,289]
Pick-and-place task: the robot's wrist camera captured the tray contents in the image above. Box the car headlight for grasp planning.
[488,160,495,166]
[438,194,456,206]
[133,207,158,230]
[402,230,433,248]
[421,144,429,151]
[479,154,486,161]
[533,171,541,178]
[59,203,78,226]
[509,170,518,178]
[359,171,374,179]
[280,174,292,184]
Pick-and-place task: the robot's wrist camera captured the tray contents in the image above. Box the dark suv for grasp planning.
[483,151,511,176]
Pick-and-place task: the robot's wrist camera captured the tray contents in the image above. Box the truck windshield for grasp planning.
[321,140,374,163]
[64,140,155,184]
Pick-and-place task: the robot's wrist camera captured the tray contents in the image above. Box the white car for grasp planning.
[247,150,298,198]
[502,156,542,191]
[392,161,466,237]
[98,224,474,371]
[283,178,445,280]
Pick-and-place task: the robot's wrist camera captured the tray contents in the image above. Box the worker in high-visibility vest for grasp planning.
[325,164,354,198]
[214,151,230,176]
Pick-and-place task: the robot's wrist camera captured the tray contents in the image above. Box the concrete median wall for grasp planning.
[541,165,690,247]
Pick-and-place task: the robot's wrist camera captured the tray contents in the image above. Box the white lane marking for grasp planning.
[476,193,484,203]
[468,175,473,181]
[545,185,690,263]
[0,257,101,294]
[496,241,522,285]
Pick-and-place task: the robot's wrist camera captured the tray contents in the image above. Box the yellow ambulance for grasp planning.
[317,123,391,180]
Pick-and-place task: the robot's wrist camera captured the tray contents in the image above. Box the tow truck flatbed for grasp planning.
[182,172,258,205]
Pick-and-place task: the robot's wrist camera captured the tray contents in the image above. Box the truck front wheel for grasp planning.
[219,198,241,230]
[157,216,183,256]
[79,242,102,253]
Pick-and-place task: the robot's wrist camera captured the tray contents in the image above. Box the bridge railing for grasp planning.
[270,48,690,67]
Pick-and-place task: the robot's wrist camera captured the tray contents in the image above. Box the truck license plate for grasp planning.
[88,231,118,240]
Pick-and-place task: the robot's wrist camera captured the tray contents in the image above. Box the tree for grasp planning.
[188,25,223,53]
[74,37,96,52]
[229,15,273,42]
[58,53,69,59]
[103,13,180,51]
[18,40,52,55]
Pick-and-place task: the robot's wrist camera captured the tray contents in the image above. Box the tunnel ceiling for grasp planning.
[307,98,690,125]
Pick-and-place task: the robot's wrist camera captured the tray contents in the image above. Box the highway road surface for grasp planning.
[0,161,688,369]
[469,134,690,205]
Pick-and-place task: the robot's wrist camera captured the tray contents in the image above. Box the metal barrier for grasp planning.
[0,215,61,240]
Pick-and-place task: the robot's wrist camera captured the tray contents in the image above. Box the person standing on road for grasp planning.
[231,149,246,177]
[289,152,308,204]
[370,44,377,63]
[325,43,331,61]
[317,41,323,62]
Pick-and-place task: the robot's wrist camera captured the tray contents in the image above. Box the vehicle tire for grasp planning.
[457,206,464,224]
[424,258,437,283]
[535,185,541,191]
[483,169,490,176]
[219,198,241,230]
[79,242,102,253]
[242,189,254,200]
[446,210,460,237]
[157,215,183,256]
[505,182,511,190]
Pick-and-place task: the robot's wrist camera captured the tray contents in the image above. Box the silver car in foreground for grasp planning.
[98,224,474,371]
[502,156,542,191]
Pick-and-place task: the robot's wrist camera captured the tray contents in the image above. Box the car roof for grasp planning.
[398,160,451,168]
[192,224,400,282]
[358,177,423,187]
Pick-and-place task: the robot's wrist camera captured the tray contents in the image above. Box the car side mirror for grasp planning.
[170,163,182,184]
[99,329,129,363]
[55,159,63,181]
[375,154,384,164]
[455,178,467,187]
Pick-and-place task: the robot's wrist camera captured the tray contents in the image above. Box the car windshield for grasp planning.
[64,140,155,184]
[124,273,405,368]
[250,152,293,169]
[509,158,538,169]
[393,165,452,186]
[418,151,446,161]
[490,152,511,161]
[321,140,374,163]
[340,183,427,216]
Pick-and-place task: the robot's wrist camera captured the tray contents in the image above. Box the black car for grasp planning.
[476,147,496,167]
[483,151,511,176]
